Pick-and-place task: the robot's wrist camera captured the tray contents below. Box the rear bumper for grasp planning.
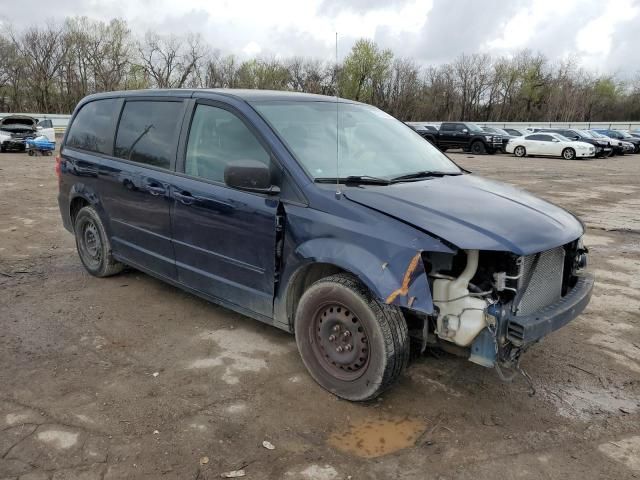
[506,272,594,345]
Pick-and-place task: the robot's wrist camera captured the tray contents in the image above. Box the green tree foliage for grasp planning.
[1,18,639,122]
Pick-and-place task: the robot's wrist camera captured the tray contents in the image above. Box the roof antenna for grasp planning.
[335,31,342,200]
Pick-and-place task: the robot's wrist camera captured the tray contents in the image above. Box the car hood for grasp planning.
[344,174,583,255]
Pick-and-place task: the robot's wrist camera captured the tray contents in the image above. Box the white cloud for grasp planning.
[1,0,638,74]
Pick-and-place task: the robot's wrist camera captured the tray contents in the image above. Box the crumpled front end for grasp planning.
[420,238,593,375]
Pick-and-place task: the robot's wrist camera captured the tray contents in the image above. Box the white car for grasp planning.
[505,132,595,160]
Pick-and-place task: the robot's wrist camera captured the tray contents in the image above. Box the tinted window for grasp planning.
[526,134,544,141]
[114,101,183,169]
[440,123,455,131]
[539,135,554,141]
[66,99,120,154]
[185,104,270,183]
[455,124,467,132]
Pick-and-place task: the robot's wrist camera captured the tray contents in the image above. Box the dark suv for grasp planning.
[57,89,594,401]
[419,122,504,154]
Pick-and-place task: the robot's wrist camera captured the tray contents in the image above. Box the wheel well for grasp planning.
[286,263,347,330]
[69,197,89,230]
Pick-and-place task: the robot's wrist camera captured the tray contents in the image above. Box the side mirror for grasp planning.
[224,159,279,195]
[461,128,468,134]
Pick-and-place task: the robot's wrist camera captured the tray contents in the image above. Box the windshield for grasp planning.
[467,123,484,133]
[590,131,607,138]
[253,101,461,179]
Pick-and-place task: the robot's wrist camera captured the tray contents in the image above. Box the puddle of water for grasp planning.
[327,416,426,458]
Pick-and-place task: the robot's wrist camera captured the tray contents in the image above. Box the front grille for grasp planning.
[515,246,565,316]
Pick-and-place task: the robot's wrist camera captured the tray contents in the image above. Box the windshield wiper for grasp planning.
[315,176,391,185]
[390,170,462,182]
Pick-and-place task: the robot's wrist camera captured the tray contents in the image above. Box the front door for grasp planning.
[171,101,279,317]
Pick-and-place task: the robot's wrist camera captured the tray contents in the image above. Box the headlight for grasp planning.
[484,135,493,141]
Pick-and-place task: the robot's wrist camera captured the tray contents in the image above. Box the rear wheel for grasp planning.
[562,148,576,160]
[74,206,124,277]
[514,146,526,157]
[470,141,486,155]
[295,273,409,401]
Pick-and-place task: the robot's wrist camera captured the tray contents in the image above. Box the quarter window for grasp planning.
[185,104,270,183]
[114,101,183,169]
[66,99,120,155]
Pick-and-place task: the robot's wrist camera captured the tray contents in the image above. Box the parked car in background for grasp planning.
[482,126,516,151]
[585,130,626,156]
[506,132,596,160]
[535,128,612,158]
[593,129,640,154]
[406,123,438,140]
[420,122,503,154]
[57,89,593,401]
[502,127,528,137]
[0,115,56,152]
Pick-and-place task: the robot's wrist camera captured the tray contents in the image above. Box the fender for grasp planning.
[274,234,455,331]
[66,183,112,236]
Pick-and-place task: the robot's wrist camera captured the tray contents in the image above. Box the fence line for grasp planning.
[3,112,640,134]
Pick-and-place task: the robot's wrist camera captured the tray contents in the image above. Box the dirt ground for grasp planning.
[1,148,639,480]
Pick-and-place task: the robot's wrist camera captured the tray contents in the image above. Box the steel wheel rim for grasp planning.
[79,219,102,268]
[309,303,370,381]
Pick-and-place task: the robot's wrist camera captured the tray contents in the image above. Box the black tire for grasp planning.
[514,145,526,157]
[470,141,486,155]
[294,273,409,401]
[562,148,576,160]
[74,205,124,277]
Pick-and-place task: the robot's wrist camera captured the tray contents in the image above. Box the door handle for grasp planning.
[174,190,195,205]
[147,185,166,196]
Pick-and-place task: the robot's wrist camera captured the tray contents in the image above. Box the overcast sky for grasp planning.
[2,0,639,78]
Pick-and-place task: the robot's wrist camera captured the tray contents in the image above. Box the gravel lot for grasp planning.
[1,149,639,479]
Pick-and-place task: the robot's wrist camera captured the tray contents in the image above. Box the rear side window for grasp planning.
[114,101,183,169]
[185,104,270,183]
[440,123,455,131]
[66,99,120,154]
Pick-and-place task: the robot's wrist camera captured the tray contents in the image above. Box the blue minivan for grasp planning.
[57,89,594,401]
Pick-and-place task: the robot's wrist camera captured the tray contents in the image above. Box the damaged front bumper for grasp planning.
[505,273,594,346]
[469,272,594,369]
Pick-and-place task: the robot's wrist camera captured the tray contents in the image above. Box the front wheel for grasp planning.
[470,141,486,155]
[295,274,409,401]
[514,146,526,157]
[562,148,576,160]
[74,206,124,277]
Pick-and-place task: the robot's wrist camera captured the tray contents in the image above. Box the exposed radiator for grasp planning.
[515,246,566,316]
